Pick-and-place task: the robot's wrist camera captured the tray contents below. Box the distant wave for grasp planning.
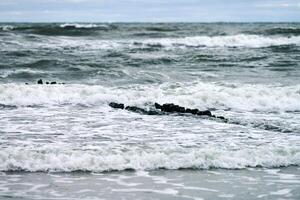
[0,145,299,172]
[145,26,179,32]
[59,23,110,29]
[264,27,300,35]
[138,34,300,48]
[0,82,299,112]
[0,25,14,31]
[0,23,114,36]
[3,34,300,52]
[0,68,45,79]
[3,24,300,48]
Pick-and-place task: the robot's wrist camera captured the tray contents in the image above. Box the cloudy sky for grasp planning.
[0,0,299,22]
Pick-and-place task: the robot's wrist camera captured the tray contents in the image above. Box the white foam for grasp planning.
[0,25,14,31]
[45,36,122,50]
[218,194,235,198]
[140,34,300,48]
[0,69,43,78]
[0,82,299,112]
[59,23,107,29]
[111,188,178,195]
[270,189,291,195]
[4,34,300,51]
[0,145,299,172]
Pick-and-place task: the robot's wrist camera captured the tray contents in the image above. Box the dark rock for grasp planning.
[50,82,57,84]
[125,106,161,115]
[178,106,186,113]
[218,116,228,122]
[109,102,124,109]
[161,103,174,112]
[157,103,202,115]
[154,103,162,109]
[167,104,185,113]
[46,82,49,84]
[157,103,213,117]
[125,106,148,114]
[109,101,226,121]
[161,103,186,113]
[25,83,28,85]
[197,110,212,117]
[185,108,192,113]
[147,110,161,115]
[37,79,43,84]
[190,109,199,115]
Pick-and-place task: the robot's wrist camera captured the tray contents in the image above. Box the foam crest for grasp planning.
[25,36,122,50]
[48,34,300,50]
[0,82,299,112]
[59,23,108,29]
[5,34,300,51]
[0,146,299,172]
[140,34,300,48]
[0,69,43,78]
[0,25,14,31]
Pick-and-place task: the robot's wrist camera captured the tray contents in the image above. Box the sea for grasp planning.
[0,22,300,199]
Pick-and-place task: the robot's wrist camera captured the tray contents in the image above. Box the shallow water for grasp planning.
[0,22,300,199]
[1,167,300,200]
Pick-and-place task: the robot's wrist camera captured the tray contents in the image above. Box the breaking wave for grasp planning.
[59,23,110,29]
[0,82,299,112]
[4,34,300,52]
[138,34,300,48]
[0,25,14,31]
[0,145,299,172]
[0,68,45,79]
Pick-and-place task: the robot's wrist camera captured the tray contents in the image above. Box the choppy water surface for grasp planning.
[0,23,300,199]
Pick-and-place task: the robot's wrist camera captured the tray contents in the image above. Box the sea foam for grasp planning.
[0,25,14,31]
[140,34,300,48]
[0,145,299,172]
[3,34,300,51]
[60,23,104,29]
[0,82,299,112]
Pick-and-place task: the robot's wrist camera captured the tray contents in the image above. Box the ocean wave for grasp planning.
[0,24,113,36]
[0,82,299,112]
[0,146,299,172]
[139,34,300,48]
[0,25,14,31]
[39,34,300,49]
[0,103,17,109]
[0,68,45,78]
[145,26,179,32]
[3,34,300,51]
[264,27,300,35]
[59,23,110,29]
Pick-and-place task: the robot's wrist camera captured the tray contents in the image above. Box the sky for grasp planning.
[0,0,299,22]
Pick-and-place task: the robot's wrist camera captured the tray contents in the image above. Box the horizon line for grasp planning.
[1,21,300,23]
